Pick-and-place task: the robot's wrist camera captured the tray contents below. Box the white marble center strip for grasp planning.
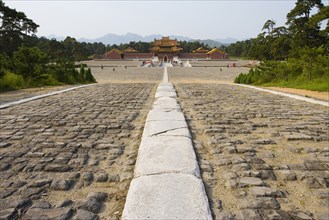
[122,67,212,219]
[237,84,328,107]
[0,84,94,109]
[163,66,169,83]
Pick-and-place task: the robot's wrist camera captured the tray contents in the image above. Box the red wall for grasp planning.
[104,52,229,60]
[106,51,122,59]
[208,51,224,59]
[179,53,208,59]
[157,53,175,60]
[124,53,153,59]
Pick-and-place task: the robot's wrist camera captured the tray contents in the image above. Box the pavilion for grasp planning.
[104,37,229,61]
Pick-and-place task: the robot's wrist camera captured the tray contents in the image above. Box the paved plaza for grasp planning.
[174,83,328,219]
[0,63,328,219]
[0,83,157,219]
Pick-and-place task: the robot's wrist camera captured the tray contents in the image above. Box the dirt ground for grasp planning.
[264,87,329,102]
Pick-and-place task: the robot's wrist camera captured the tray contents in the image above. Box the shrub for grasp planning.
[234,73,243,83]
[40,74,61,86]
[80,65,85,81]
[0,71,25,91]
[85,67,96,83]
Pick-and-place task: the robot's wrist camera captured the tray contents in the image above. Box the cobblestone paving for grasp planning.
[176,83,329,220]
[0,83,156,219]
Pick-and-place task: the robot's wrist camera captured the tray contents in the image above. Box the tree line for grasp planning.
[230,0,328,91]
[0,0,96,91]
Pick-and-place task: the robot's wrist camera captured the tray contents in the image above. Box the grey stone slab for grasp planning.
[157,83,175,93]
[158,82,174,88]
[157,84,173,89]
[153,97,180,110]
[23,207,73,220]
[134,136,200,177]
[122,173,212,220]
[162,67,169,83]
[155,81,177,98]
[239,177,264,187]
[157,88,176,93]
[155,91,177,98]
[250,187,283,197]
[146,109,185,122]
[142,120,190,138]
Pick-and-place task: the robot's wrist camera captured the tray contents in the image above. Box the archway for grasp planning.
[163,55,168,63]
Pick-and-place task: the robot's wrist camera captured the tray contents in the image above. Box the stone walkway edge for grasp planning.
[0,84,94,109]
[122,67,212,219]
[237,84,329,107]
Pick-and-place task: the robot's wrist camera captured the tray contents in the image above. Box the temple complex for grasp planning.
[104,36,229,61]
[150,37,183,62]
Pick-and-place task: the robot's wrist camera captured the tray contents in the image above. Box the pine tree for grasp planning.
[85,67,96,83]
[79,65,85,81]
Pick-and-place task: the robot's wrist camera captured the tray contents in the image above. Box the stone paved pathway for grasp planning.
[1,66,328,220]
[176,83,329,219]
[0,83,156,219]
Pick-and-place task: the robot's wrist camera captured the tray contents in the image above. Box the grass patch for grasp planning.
[0,71,65,92]
[234,59,329,92]
[260,78,329,92]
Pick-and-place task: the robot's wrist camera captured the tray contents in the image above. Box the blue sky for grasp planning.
[3,0,324,40]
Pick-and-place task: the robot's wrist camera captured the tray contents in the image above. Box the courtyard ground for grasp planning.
[0,61,328,219]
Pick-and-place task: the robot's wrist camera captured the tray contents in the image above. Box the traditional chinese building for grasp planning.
[105,48,123,59]
[206,48,227,59]
[150,37,183,62]
[104,36,229,61]
[192,47,209,53]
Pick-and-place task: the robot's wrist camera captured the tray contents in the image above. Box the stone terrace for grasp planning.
[0,83,156,219]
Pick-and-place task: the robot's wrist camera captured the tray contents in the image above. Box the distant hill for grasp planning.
[46,34,65,41]
[45,33,238,46]
[215,37,239,44]
[78,33,193,45]
[191,39,227,48]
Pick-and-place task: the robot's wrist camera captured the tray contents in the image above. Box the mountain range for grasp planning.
[45,33,239,47]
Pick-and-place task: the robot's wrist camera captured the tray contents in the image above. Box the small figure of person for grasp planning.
[101,64,103,69]
[113,68,115,71]
[220,68,222,72]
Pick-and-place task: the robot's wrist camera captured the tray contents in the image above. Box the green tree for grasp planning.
[13,46,49,81]
[286,0,324,49]
[79,65,85,81]
[85,67,96,83]
[298,46,326,81]
[262,19,276,36]
[0,0,39,55]
[0,53,10,78]
[308,6,329,54]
